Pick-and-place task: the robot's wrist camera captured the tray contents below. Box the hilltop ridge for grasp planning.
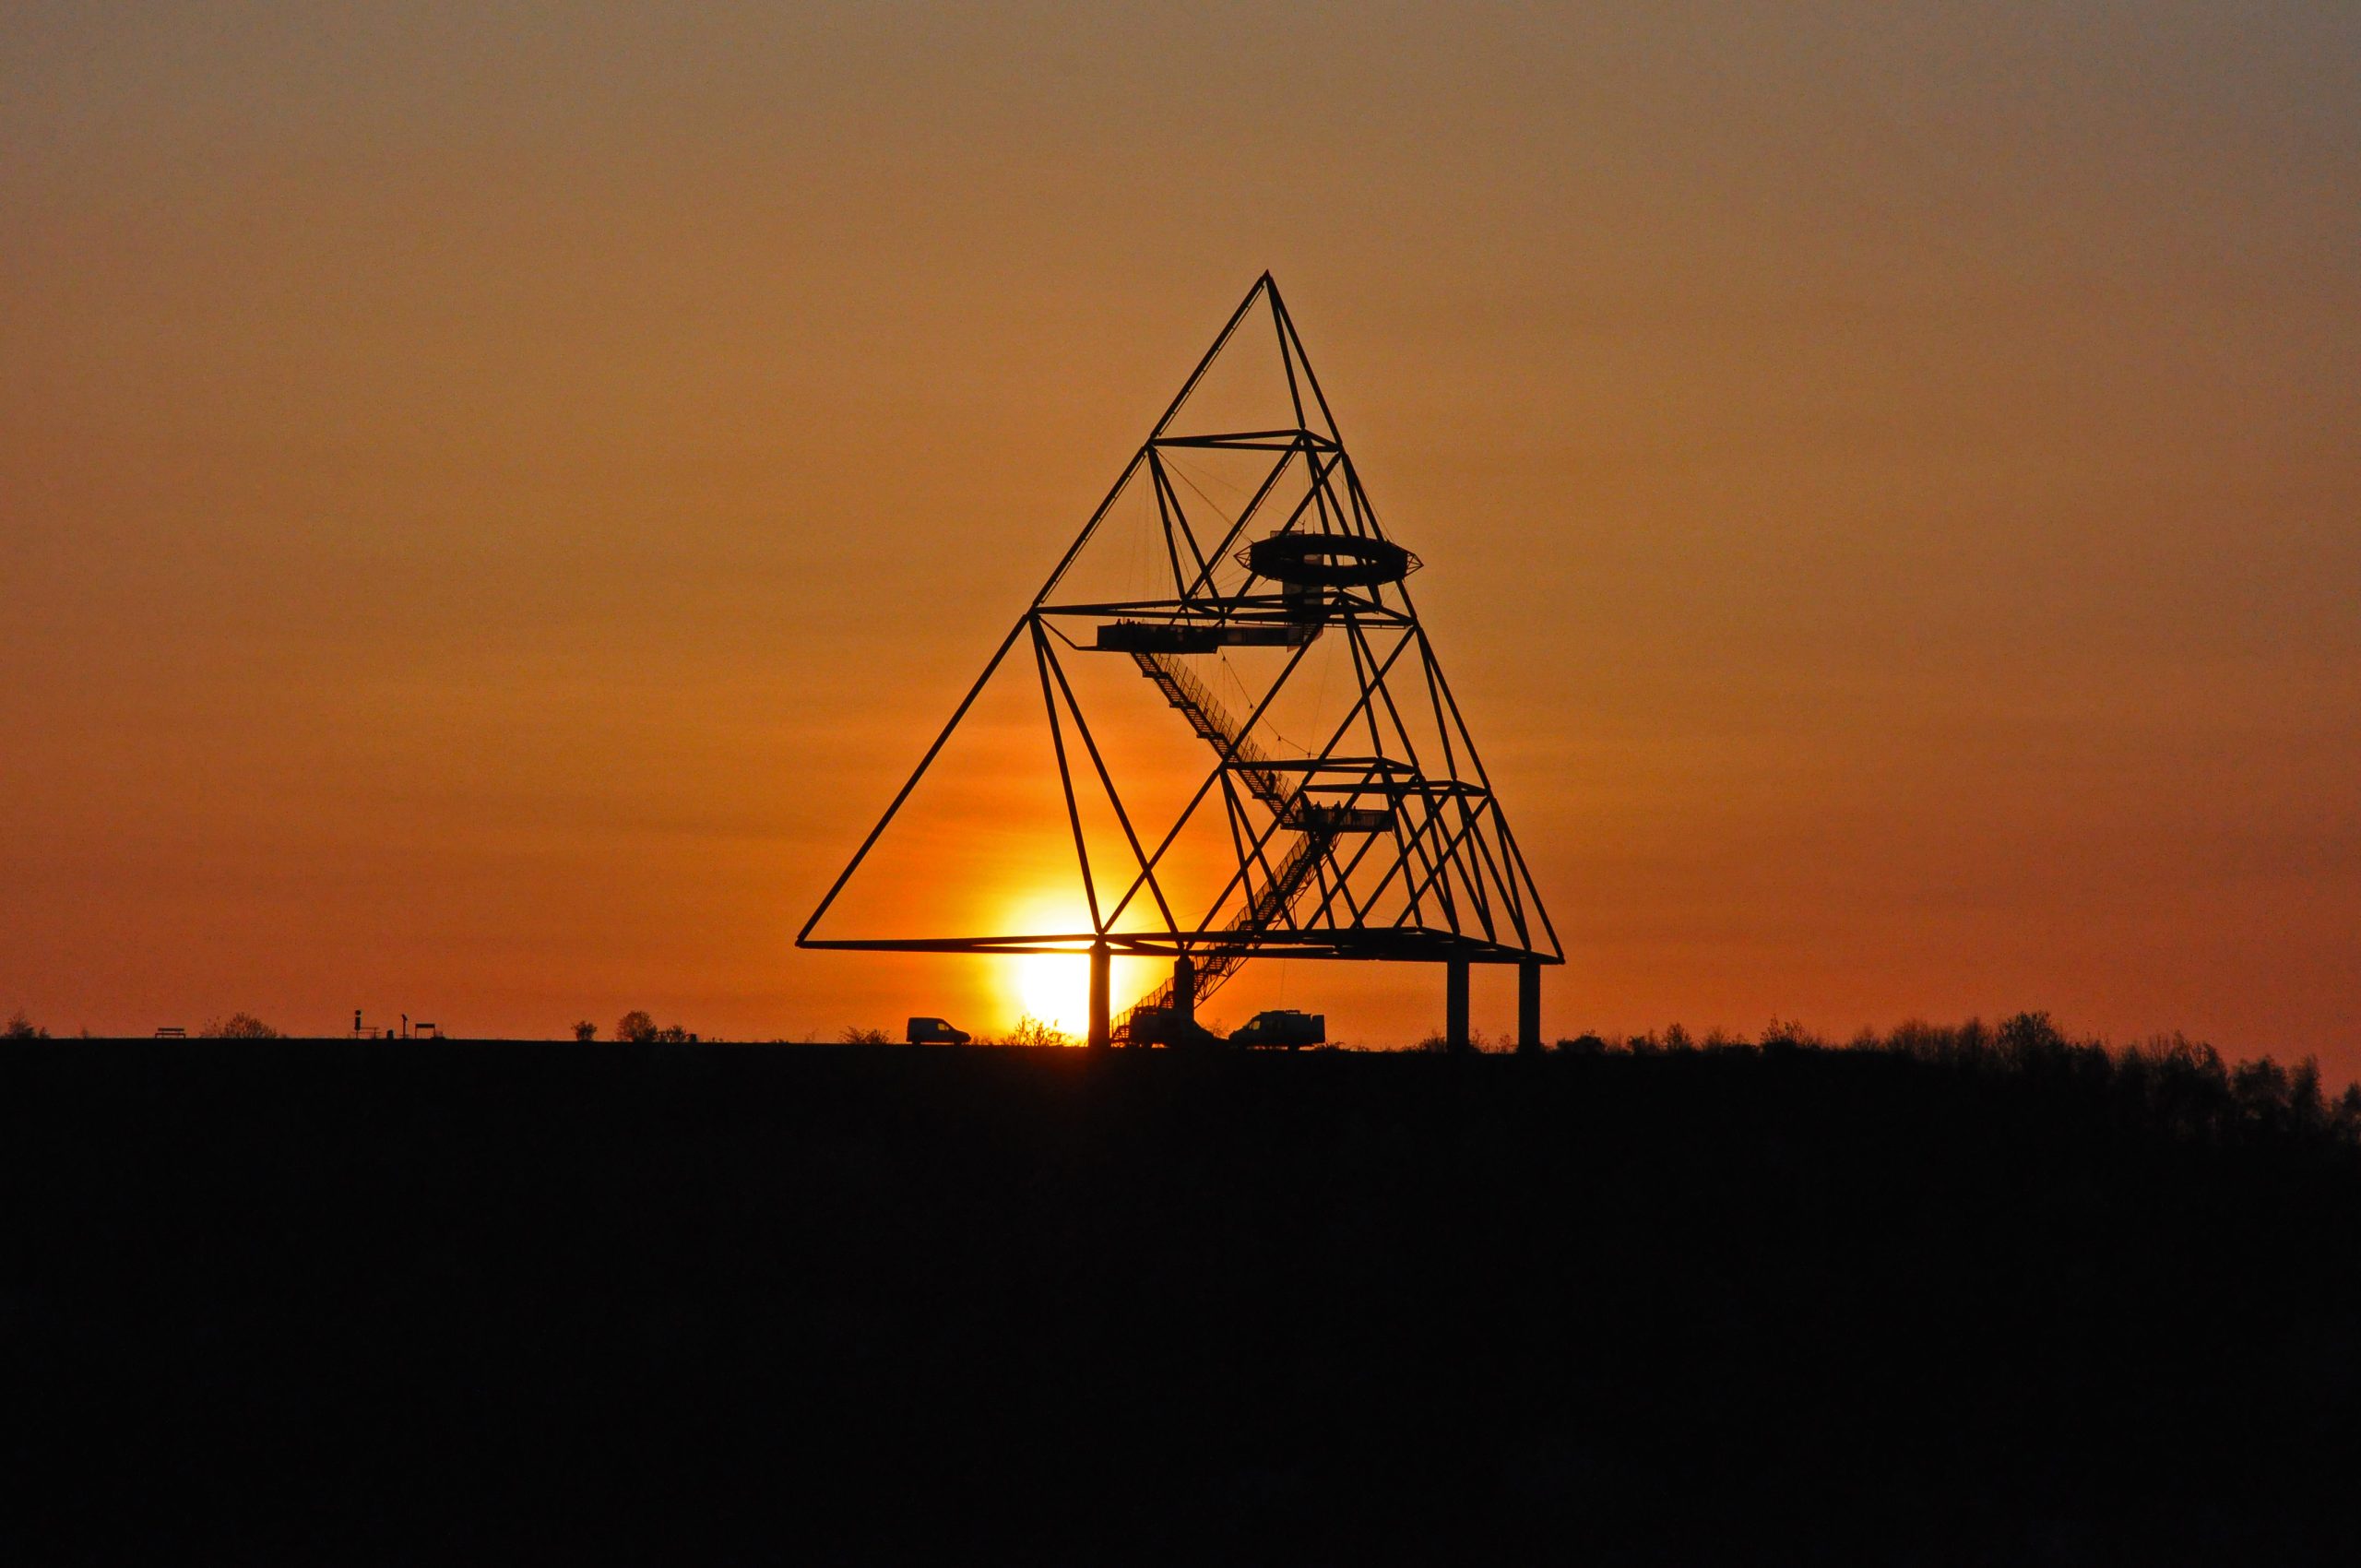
[6,1023,2358,1562]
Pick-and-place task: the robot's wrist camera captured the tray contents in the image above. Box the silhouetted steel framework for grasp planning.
[800,274,1560,1046]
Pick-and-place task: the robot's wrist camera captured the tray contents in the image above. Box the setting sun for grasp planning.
[996,893,1094,1039]
[1013,953,1090,1039]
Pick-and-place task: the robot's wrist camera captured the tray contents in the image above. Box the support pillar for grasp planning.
[1518,959,1542,1052]
[1172,955,1196,1028]
[1445,956,1470,1052]
[1088,941,1110,1051]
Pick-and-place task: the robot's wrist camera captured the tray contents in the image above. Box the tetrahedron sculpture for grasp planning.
[801,274,1560,1046]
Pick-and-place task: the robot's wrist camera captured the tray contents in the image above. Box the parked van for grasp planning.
[906,1016,972,1045]
[1123,1005,1222,1050]
[1228,1010,1324,1049]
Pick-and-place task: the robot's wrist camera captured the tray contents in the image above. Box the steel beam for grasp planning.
[1519,959,1541,1051]
[1089,942,1110,1050]
[1447,957,1471,1052]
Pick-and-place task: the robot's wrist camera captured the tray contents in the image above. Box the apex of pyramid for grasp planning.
[1148,274,1341,448]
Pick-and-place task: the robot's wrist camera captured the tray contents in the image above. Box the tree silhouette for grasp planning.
[573,1020,598,1042]
[1003,1016,1072,1048]
[616,1011,658,1044]
[201,1013,280,1039]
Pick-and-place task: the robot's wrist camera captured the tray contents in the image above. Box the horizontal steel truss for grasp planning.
[797,933,1547,960]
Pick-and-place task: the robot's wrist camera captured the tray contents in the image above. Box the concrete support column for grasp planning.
[1518,959,1542,1052]
[1172,955,1196,1027]
[1088,941,1110,1051]
[1446,957,1471,1052]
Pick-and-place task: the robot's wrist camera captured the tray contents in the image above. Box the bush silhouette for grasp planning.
[1531,1014,2361,1160]
[200,1012,279,1039]
[3,1010,45,1040]
[616,1010,658,1044]
[1002,1015,1071,1048]
[573,1020,598,1042]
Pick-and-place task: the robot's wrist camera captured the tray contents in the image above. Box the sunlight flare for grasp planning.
[1013,952,1091,1039]
[997,892,1094,1039]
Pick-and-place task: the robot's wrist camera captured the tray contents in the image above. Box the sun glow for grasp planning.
[999,893,1095,1041]
[1013,952,1092,1039]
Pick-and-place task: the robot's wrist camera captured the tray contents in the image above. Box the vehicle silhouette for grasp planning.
[1228,1008,1324,1049]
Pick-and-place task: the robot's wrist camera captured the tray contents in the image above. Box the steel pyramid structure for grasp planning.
[800,274,1560,1044]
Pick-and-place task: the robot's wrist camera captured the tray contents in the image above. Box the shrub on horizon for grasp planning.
[4,1010,47,1040]
[616,1010,658,1044]
[1003,1015,1072,1049]
[573,1020,598,1042]
[839,1026,892,1045]
[201,1012,280,1039]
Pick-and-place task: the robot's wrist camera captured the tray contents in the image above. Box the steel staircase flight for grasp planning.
[1112,826,1338,1036]
[1112,651,1340,1039]
[1129,652,1288,813]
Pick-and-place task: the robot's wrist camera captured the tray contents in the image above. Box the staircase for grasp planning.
[1112,828,1335,1036]
[1129,652,1288,813]
[1112,651,1336,1039]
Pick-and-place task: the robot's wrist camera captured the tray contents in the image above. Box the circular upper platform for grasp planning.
[1240,531,1420,588]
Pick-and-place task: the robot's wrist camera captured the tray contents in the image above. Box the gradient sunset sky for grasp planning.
[6,6,2355,1062]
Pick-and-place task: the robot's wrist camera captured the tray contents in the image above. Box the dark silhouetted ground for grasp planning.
[6,1032,2358,1563]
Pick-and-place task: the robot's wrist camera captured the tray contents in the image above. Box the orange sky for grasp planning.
[5,6,2355,1063]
